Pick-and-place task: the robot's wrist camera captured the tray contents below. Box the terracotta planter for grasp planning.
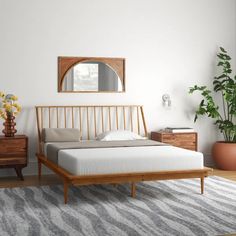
[212,141,236,170]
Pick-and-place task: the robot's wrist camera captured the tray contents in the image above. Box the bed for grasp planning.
[35,105,212,203]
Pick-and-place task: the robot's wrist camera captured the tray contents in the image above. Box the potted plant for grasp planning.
[0,92,21,137]
[189,47,236,170]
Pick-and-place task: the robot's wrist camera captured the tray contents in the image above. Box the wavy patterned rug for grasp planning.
[0,176,236,236]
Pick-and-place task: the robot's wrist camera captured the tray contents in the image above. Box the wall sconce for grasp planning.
[162,94,171,107]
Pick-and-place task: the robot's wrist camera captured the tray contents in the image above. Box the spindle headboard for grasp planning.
[35,105,148,153]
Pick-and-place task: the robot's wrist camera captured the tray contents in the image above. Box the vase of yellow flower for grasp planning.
[0,92,21,137]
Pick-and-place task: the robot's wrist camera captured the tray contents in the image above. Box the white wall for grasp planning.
[0,0,236,176]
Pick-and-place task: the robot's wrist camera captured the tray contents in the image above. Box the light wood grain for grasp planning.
[36,152,212,203]
[35,105,210,204]
[0,169,235,189]
[35,105,147,153]
[131,182,136,197]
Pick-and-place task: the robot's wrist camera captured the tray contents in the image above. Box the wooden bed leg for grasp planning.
[131,182,136,198]
[64,180,69,204]
[38,159,42,180]
[200,176,204,194]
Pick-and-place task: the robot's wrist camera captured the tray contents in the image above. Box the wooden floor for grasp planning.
[0,169,235,188]
[0,174,61,188]
[210,169,236,181]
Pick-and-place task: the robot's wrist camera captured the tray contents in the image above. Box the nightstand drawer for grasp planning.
[161,133,195,140]
[0,158,26,165]
[0,151,27,158]
[0,138,27,152]
[162,134,196,145]
[151,131,197,151]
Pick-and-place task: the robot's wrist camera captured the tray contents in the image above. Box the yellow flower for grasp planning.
[11,95,18,101]
[3,103,11,110]
[13,103,20,109]
[0,91,5,97]
[17,106,21,112]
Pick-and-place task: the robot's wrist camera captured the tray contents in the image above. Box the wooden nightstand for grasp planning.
[0,135,28,180]
[151,131,197,151]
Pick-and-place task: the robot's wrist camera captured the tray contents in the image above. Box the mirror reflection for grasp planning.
[62,61,123,92]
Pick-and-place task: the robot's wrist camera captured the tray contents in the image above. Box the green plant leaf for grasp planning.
[220,47,227,53]
[215,74,227,80]
[217,61,224,66]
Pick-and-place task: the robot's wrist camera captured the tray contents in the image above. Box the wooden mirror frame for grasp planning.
[58,57,126,93]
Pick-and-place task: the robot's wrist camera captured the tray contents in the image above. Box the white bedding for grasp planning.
[49,145,204,176]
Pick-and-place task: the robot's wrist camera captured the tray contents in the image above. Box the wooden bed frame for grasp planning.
[35,105,212,204]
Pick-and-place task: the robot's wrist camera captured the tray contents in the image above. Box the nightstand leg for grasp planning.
[14,167,24,181]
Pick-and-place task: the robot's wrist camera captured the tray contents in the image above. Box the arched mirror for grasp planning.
[58,57,125,93]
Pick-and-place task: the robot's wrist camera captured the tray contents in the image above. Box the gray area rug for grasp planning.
[0,176,236,236]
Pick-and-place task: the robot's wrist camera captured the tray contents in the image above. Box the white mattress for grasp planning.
[55,145,204,176]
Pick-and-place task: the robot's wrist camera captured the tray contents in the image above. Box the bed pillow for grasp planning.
[42,128,81,142]
[96,130,146,141]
